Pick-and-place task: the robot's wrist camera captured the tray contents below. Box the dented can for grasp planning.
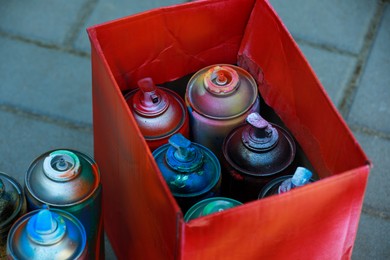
[24,149,103,259]
[0,172,26,259]
[153,134,221,213]
[184,197,242,222]
[7,208,87,259]
[125,77,189,151]
[222,112,296,202]
[185,64,260,158]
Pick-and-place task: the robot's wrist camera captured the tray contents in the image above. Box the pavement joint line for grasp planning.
[350,124,390,141]
[362,203,390,221]
[0,30,90,59]
[0,103,93,133]
[295,38,358,58]
[339,1,386,119]
[63,0,99,48]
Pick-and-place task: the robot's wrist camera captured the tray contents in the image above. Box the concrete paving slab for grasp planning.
[353,131,390,214]
[348,4,390,132]
[0,109,93,186]
[269,0,379,54]
[298,42,358,107]
[0,0,89,46]
[353,213,390,259]
[74,0,187,52]
[0,36,92,125]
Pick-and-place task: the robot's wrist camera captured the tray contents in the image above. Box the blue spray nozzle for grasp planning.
[168,134,194,161]
[278,167,313,194]
[27,209,66,245]
[291,167,313,187]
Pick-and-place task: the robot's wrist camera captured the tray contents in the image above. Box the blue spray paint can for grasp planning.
[153,134,221,213]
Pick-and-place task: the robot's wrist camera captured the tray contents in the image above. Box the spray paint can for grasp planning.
[24,149,103,259]
[153,134,221,213]
[222,112,296,202]
[125,77,189,151]
[0,172,26,259]
[184,197,242,222]
[185,64,260,159]
[258,167,314,198]
[7,208,87,259]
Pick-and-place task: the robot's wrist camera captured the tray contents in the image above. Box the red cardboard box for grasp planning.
[87,0,370,259]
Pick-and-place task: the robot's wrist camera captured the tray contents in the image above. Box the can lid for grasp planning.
[27,209,66,245]
[186,64,258,119]
[43,150,81,181]
[25,149,100,206]
[166,134,203,173]
[278,167,313,194]
[184,197,242,222]
[203,66,240,94]
[133,77,169,116]
[0,172,24,229]
[242,113,279,151]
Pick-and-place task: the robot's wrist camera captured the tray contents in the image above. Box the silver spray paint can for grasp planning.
[7,208,87,259]
[24,149,103,259]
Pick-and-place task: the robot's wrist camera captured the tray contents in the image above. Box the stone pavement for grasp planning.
[0,0,388,259]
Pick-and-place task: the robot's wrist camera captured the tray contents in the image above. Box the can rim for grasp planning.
[24,149,100,207]
[0,172,25,229]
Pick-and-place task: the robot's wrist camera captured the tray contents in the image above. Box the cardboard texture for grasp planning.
[87,0,370,259]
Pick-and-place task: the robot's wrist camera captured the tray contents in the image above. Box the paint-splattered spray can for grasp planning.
[0,172,26,259]
[24,149,103,259]
[7,208,87,259]
[222,112,296,202]
[258,167,314,199]
[153,134,221,213]
[185,64,260,159]
[125,77,190,151]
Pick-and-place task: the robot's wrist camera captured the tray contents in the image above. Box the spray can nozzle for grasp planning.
[166,134,203,173]
[134,77,169,115]
[278,167,313,194]
[242,112,279,150]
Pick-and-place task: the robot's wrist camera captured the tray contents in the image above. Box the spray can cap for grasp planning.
[242,112,279,151]
[166,134,203,172]
[134,77,169,116]
[43,150,81,181]
[203,65,240,94]
[278,167,313,194]
[26,209,66,245]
